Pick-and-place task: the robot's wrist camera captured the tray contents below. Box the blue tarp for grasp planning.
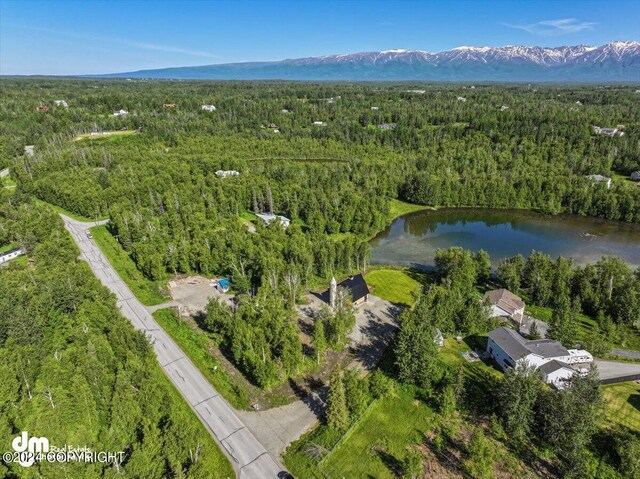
[218,278,230,288]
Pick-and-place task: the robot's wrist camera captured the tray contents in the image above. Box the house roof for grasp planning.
[526,340,570,359]
[488,327,570,361]
[539,360,572,375]
[488,327,530,360]
[0,247,24,257]
[337,274,369,303]
[484,289,525,316]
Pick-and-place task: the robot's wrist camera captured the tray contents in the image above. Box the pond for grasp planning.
[369,208,640,269]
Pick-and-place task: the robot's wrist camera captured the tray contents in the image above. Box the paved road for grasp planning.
[61,214,284,479]
[611,349,640,360]
[593,359,640,381]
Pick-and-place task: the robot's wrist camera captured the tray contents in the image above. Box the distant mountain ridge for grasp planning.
[101,41,640,81]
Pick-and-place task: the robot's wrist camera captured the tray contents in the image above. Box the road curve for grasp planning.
[61,214,284,479]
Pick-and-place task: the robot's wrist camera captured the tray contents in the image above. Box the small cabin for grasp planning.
[215,170,240,178]
[329,274,370,308]
[255,213,290,228]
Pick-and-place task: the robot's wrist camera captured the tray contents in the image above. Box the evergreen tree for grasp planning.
[496,362,541,443]
[528,320,541,340]
[326,366,349,431]
[311,318,327,364]
[538,367,604,477]
[464,427,495,479]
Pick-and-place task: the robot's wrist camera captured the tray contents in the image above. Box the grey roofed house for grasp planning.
[488,327,531,361]
[487,327,569,361]
[255,212,290,228]
[377,123,397,130]
[526,339,570,358]
[538,359,571,375]
[631,171,640,181]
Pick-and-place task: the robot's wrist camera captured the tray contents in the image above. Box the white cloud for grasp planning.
[6,24,221,59]
[503,18,597,36]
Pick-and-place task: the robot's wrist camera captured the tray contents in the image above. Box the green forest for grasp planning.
[0,199,233,478]
[1,79,639,478]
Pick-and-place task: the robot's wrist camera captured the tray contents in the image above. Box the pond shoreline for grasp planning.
[370,206,640,269]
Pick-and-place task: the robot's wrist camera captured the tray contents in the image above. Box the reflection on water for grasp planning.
[370,208,640,269]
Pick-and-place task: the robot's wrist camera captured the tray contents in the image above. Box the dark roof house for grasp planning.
[338,274,369,304]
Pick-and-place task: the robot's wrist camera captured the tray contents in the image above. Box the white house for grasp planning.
[24,145,35,156]
[313,121,326,126]
[406,89,426,94]
[113,109,128,117]
[484,289,525,324]
[370,106,380,110]
[538,360,576,390]
[500,105,509,111]
[593,126,624,137]
[487,327,593,389]
[0,247,25,264]
[201,104,217,112]
[586,174,612,189]
[457,96,467,102]
[54,100,69,108]
[255,213,290,228]
[215,170,240,178]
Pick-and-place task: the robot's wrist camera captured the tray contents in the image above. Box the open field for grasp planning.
[364,267,424,306]
[0,242,18,254]
[284,387,435,479]
[602,381,640,431]
[388,198,433,220]
[73,130,137,141]
[91,225,169,305]
[2,175,16,189]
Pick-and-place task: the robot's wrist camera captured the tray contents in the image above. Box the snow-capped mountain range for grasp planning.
[102,41,640,81]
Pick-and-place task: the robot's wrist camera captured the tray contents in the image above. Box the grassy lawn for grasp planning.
[153,308,250,410]
[154,365,234,477]
[284,387,436,479]
[0,242,18,254]
[91,225,169,305]
[2,175,16,189]
[602,381,640,432]
[364,267,424,306]
[388,198,433,221]
[73,130,137,141]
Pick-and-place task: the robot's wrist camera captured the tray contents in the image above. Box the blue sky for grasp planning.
[1,0,638,75]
